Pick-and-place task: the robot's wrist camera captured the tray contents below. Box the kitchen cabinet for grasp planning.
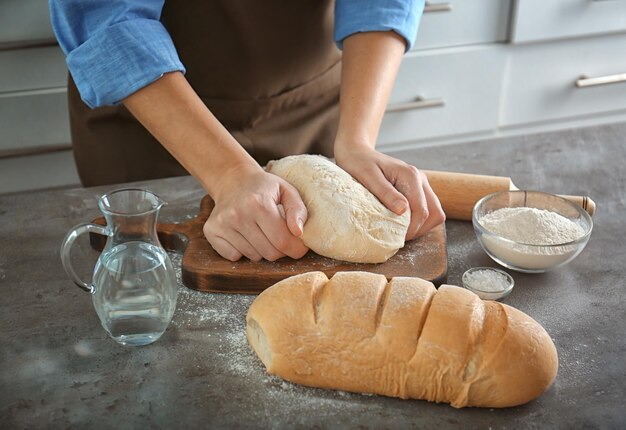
[0,46,75,193]
[2,0,626,194]
[0,43,71,157]
[0,7,77,194]
[379,45,505,146]
[412,0,511,50]
[502,33,626,126]
[511,0,626,43]
[0,0,55,47]
[0,150,78,194]
[0,91,69,153]
[0,46,67,92]
[379,0,626,147]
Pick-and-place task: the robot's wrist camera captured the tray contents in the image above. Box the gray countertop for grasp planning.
[1,123,625,429]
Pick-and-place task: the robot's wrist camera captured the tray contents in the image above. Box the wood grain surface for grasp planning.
[91,195,448,294]
[423,170,596,220]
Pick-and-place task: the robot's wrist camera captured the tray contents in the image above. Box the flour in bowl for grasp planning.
[479,207,584,245]
[477,207,587,271]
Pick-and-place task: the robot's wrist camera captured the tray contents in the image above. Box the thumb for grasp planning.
[279,183,308,237]
[361,170,408,215]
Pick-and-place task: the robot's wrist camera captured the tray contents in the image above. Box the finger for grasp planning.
[359,167,409,215]
[240,221,288,261]
[414,175,446,238]
[394,168,429,239]
[218,231,263,262]
[279,183,308,237]
[257,203,309,260]
[208,236,243,262]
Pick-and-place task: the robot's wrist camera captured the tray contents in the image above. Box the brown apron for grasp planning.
[68,0,341,186]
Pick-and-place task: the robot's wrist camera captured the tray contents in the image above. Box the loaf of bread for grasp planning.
[246,271,558,408]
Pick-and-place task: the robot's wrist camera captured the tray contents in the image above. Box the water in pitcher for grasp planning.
[92,241,178,346]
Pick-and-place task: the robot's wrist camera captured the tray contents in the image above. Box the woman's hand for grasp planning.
[122,72,308,262]
[334,32,445,240]
[203,165,309,262]
[335,147,445,240]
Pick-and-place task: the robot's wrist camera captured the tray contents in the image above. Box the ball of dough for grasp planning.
[267,155,410,263]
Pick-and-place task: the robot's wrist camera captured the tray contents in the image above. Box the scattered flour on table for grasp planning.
[169,252,265,381]
[169,253,253,327]
[166,252,381,414]
[478,207,584,245]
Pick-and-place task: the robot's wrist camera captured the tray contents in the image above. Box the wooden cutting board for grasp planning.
[92,195,447,294]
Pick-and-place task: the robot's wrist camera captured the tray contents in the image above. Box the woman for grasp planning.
[50,0,445,262]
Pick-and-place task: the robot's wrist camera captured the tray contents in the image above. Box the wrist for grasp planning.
[202,157,263,201]
[334,136,376,163]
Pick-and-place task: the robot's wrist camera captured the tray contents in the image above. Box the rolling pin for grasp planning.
[422,170,596,221]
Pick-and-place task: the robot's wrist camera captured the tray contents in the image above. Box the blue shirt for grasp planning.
[50,0,424,108]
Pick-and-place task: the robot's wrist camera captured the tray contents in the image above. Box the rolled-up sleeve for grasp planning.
[334,0,425,52]
[49,1,185,108]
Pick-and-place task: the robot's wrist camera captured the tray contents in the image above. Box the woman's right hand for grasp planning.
[203,165,310,262]
[120,72,307,262]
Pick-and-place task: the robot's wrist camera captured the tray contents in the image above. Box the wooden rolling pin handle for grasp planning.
[422,170,512,221]
[422,170,595,221]
[556,194,596,217]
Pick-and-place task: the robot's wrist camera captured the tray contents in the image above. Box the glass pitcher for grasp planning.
[61,188,178,346]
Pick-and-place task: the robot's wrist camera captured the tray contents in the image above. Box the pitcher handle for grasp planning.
[60,223,111,293]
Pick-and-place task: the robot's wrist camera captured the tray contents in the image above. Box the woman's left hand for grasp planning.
[335,147,445,240]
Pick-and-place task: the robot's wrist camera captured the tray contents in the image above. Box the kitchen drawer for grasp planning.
[0,46,67,93]
[0,89,70,151]
[379,45,506,146]
[0,150,79,195]
[0,0,56,46]
[501,33,626,126]
[512,0,626,43]
[414,0,511,50]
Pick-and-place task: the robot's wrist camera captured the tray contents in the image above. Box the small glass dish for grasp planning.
[472,191,593,273]
[462,267,514,301]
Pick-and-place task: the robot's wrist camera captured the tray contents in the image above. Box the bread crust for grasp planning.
[246,271,558,408]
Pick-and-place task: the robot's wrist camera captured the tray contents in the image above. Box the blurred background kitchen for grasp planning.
[1,0,625,195]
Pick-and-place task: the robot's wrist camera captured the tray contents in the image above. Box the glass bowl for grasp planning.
[462,267,514,301]
[472,191,593,273]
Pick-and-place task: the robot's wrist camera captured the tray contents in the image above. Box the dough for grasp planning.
[267,155,410,263]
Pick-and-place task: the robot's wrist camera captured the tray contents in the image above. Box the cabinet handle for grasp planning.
[424,2,453,13]
[386,96,445,113]
[575,73,626,88]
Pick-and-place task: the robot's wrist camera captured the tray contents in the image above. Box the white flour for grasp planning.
[479,207,584,245]
[477,207,586,271]
[166,252,372,417]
